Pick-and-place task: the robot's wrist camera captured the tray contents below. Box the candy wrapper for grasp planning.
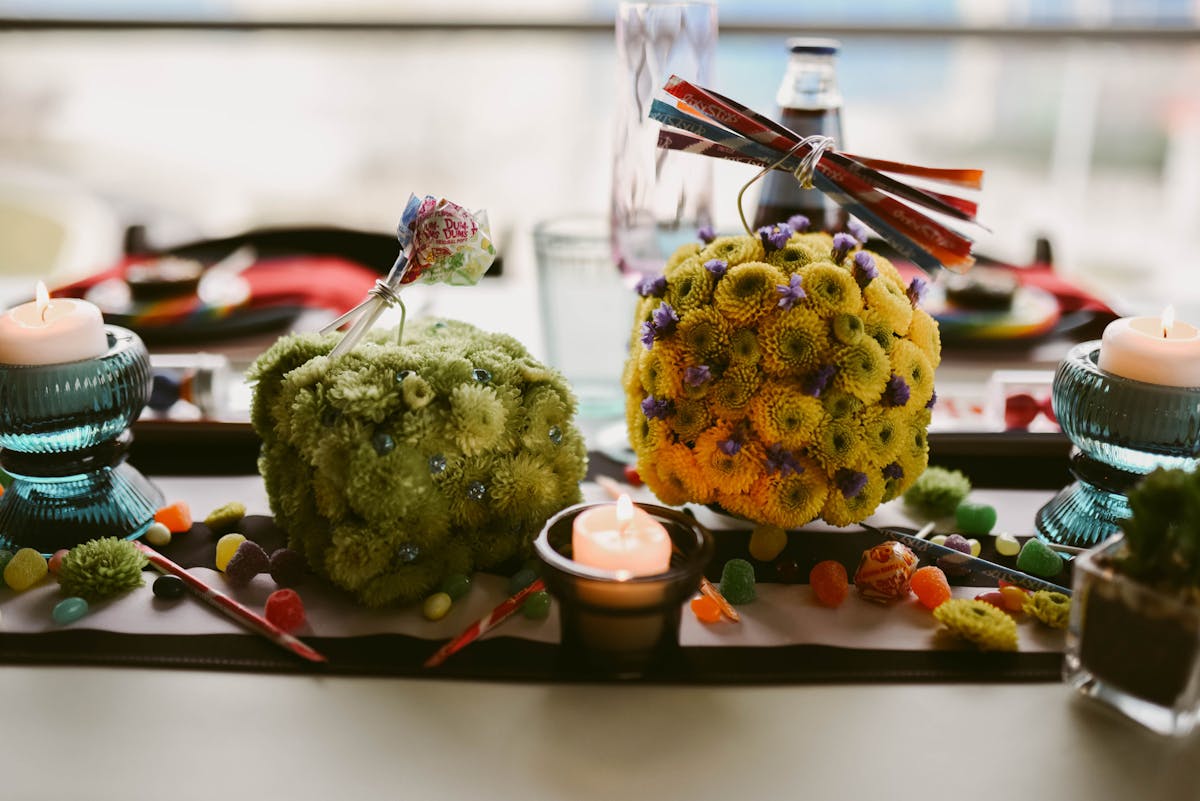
[854,541,919,603]
[650,76,984,274]
[323,194,496,357]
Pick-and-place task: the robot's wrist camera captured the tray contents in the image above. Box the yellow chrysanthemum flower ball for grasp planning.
[625,224,941,528]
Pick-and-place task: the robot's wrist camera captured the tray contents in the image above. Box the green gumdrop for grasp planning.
[719,558,757,605]
[1015,539,1063,578]
[955,502,997,536]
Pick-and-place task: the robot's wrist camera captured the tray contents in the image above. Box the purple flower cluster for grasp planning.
[801,364,837,397]
[883,374,911,407]
[704,259,728,279]
[765,443,803,476]
[831,232,857,263]
[926,390,938,410]
[641,395,671,420]
[834,468,868,499]
[640,302,679,350]
[852,251,878,288]
[787,214,811,233]
[776,273,807,310]
[683,365,712,387]
[697,224,716,244]
[636,274,667,298]
[718,437,742,456]
[757,223,793,253]
[847,219,870,244]
[882,462,904,480]
[907,276,928,307]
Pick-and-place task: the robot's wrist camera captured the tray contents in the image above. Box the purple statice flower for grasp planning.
[683,365,711,387]
[926,390,938,410]
[766,443,803,477]
[882,462,904,481]
[787,214,811,233]
[847,219,870,244]
[703,259,728,279]
[852,251,878,288]
[776,273,807,310]
[757,223,793,253]
[697,224,716,244]
[718,437,742,456]
[907,276,928,307]
[883,374,911,407]
[636,274,667,298]
[639,321,656,350]
[651,302,679,337]
[641,395,671,420]
[831,232,857,262]
[801,364,837,397]
[835,468,869,499]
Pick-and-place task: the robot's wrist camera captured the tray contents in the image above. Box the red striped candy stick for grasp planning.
[423,578,546,668]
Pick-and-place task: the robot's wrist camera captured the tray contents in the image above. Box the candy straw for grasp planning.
[862,524,1071,595]
[423,578,546,668]
[594,475,739,622]
[135,542,327,664]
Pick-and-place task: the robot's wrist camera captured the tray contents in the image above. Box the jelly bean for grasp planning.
[521,590,552,620]
[974,590,1007,609]
[719,558,757,605]
[774,558,801,583]
[994,532,1021,557]
[508,567,539,595]
[204,501,246,534]
[967,538,982,557]
[955,501,997,536]
[690,595,722,623]
[422,592,453,621]
[48,549,69,575]
[152,574,187,600]
[52,596,89,624]
[910,565,951,610]
[938,534,972,577]
[622,465,643,487]
[999,584,1029,612]
[809,560,849,608]
[268,548,307,588]
[930,534,948,546]
[4,548,48,592]
[748,524,788,562]
[1016,538,1063,578]
[215,533,247,572]
[143,522,172,548]
[438,573,472,601]
[264,589,306,633]
[154,501,193,534]
[225,541,269,587]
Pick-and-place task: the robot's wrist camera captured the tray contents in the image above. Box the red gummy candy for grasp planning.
[910,565,951,610]
[809,560,849,608]
[622,465,643,487]
[264,589,306,633]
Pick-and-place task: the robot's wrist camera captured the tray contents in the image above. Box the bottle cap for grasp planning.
[787,37,840,55]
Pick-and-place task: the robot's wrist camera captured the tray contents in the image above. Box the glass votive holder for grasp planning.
[1035,341,1200,548]
[534,502,714,678]
[0,326,163,554]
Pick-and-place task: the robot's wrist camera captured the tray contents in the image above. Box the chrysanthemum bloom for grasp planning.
[714,262,788,327]
[933,599,1019,651]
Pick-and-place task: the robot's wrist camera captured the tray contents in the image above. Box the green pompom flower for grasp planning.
[903,465,972,517]
[58,537,147,601]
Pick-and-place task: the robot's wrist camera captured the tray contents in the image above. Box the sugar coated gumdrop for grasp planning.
[809,560,849,608]
[521,590,552,620]
[215,533,247,572]
[422,592,453,621]
[268,548,307,588]
[264,589,306,633]
[224,540,269,586]
[204,501,246,534]
[910,565,951,610]
[994,532,1021,557]
[52,596,89,625]
[4,548,48,591]
[938,533,972,576]
[48,549,69,575]
[690,595,722,623]
[438,573,471,601]
[719,558,757,605]
[143,522,172,548]
[152,574,187,600]
[749,525,788,562]
[154,501,193,534]
[955,501,997,536]
[854,542,918,603]
[1015,538,1063,578]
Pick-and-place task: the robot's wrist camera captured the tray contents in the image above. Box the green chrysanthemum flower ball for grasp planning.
[625,227,940,528]
[250,319,587,607]
[58,537,147,601]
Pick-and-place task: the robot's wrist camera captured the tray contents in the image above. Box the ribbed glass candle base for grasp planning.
[1036,478,1131,549]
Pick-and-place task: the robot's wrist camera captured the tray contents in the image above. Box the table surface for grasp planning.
[5,476,1200,801]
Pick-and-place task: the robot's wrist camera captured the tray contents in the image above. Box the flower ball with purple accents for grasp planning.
[623,221,941,527]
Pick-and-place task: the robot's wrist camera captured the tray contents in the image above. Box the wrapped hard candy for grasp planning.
[854,541,919,603]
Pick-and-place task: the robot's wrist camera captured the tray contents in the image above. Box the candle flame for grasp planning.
[616,494,634,525]
[1162,305,1175,338]
[35,281,50,322]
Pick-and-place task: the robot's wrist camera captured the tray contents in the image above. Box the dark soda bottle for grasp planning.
[753,38,848,233]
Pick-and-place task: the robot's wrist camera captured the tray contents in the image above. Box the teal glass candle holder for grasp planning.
[0,326,163,554]
[1036,341,1200,548]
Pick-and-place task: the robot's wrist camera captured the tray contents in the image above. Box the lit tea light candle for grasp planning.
[1098,306,1200,387]
[0,282,109,365]
[571,494,672,578]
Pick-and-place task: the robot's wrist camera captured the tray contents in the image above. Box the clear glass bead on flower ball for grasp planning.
[625,227,938,528]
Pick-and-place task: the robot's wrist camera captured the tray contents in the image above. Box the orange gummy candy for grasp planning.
[154,501,193,534]
[809,560,849,608]
[690,595,722,624]
[910,565,951,610]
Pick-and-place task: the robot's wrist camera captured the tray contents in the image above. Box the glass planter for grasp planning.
[1065,535,1200,736]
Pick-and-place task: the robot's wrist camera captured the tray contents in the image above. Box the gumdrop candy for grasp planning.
[690,595,722,623]
[4,548,48,592]
[268,548,308,588]
[955,501,997,536]
[225,540,269,587]
[52,597,89,625]
[155,501,193,534]
[749,525,788,562]
[809,560,849,608]
[204,501,246,535]
[719,558,757,605]
[264,589,306,633]
[1015,538,1063,578]
[215,533,247,572]
[937,533,972,577]
[854,542,918,603]
[910,565,951,610]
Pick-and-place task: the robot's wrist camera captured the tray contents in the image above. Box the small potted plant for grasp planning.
[1066,467,1200,735]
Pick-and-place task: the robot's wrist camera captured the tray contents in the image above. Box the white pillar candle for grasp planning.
[1097,306,1200,387]
[571,494,672,578]
[0,282,109,365]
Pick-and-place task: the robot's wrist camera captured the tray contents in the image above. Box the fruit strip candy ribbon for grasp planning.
[650,76,985,274]
[322,194,496,358]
